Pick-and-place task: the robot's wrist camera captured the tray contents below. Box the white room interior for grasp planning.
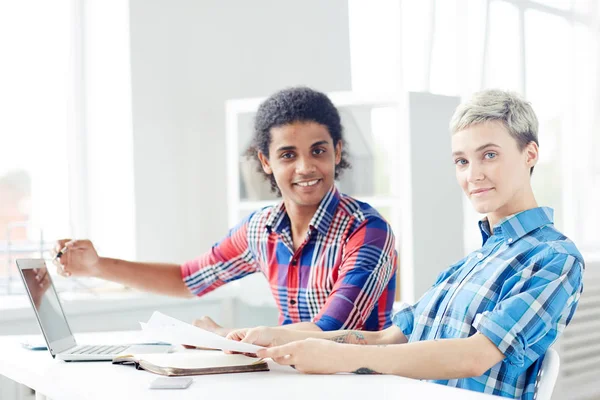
[1,1,599,399]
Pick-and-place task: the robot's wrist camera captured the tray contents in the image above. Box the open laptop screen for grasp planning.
[16,259,75,353]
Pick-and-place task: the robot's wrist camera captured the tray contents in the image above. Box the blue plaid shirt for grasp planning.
[393,207,584,399]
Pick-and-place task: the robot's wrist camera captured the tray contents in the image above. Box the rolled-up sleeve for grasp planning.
[314,217,397,331]
[181,213,259,297]
[473,250,583,367]
[392,302,416,339]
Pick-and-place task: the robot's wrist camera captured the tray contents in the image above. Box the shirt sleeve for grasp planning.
[392,302,416,339]
[180,213,260,297]
[472,249,584,368]
[313,217,397,331]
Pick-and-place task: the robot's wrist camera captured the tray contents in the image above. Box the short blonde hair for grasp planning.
[450,89,539,150]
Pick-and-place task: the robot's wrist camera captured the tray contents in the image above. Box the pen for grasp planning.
[54,246,69,261]
[53,246,71,276]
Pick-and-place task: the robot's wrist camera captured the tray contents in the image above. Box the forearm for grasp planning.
[341,333,503,379]
[281,322,323,331]
[95,257,192,298]
[274,325,403,346]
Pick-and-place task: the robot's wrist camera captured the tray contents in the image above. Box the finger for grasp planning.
[40,275,50,289]
[226,331,244,342]
[258,343,295,359]
[55,239,72,253]
[240,329,260,344]
[193,316,212,326]
[68,239,92,250]
[52,257,64,272]
[55,263,71,277]
[61,246,71,268]
[37,269,48,282]
[272,354,295,366]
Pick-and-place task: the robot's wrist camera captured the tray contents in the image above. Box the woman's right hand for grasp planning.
[52,239,101,278]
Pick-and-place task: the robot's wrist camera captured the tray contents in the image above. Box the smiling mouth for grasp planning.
[294,179,321,187]
[471,188,494,196]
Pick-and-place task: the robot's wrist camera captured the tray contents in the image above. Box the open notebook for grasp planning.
[113,351,269,376]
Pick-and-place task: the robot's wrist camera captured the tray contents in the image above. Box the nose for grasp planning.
[466,161,485,183]
[295,156,316,175]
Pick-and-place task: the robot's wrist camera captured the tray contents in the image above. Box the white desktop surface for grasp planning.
[0,331,501,400]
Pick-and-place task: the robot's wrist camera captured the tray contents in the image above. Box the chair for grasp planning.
[535,347,560,400]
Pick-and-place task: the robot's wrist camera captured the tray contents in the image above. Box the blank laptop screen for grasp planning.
[18,260,73,344]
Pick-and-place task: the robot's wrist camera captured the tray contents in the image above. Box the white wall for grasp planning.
[128,0,352,263]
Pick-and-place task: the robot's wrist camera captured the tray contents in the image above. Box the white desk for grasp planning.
[0,331,501,400]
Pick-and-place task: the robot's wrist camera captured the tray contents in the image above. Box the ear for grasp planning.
[257,151,273,174]
[524,141,539,170]
[334,141,342,165]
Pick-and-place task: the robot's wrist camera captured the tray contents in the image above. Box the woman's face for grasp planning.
[451,120,538,219]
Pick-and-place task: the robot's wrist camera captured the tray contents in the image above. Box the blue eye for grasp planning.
[454,159,468,166]
[484,152,497,160]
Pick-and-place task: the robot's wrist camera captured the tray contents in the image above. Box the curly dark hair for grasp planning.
[246,87,351,195]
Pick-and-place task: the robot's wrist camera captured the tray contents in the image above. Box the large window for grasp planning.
[0,1,75,294]
[349,0,600,254]
[0,1,135,298]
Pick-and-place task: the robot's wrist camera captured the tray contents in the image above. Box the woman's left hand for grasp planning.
[256,338,349,374]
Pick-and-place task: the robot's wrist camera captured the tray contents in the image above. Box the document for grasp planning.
[140,311,264,354]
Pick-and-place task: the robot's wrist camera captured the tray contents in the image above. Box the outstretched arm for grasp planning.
[257,332,503,378]
[227,324,407,349]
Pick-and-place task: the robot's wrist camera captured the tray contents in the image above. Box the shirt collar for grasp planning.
[478,207,554,245]
[265,185,341,237]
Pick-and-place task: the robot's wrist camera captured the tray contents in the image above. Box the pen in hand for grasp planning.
[53,246,71,276]
[54,246,68,260]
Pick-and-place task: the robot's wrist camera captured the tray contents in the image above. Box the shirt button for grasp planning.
[476,252,484,259]
[289,299,297,305]
[290,258,297,266]
[508,238,514,243]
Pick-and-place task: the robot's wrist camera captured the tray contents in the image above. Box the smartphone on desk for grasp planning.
[149,377,193,390]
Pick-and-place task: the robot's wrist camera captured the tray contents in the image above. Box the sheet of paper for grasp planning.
[141,311,264,354]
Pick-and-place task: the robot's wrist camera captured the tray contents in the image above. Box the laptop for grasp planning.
[16,258,172,361]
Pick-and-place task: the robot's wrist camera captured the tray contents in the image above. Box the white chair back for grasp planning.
[535,347,560,400]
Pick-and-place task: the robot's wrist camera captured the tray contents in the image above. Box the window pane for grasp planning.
[573,23,600,248]
[581,176,600,247]
[485,1,521,90]
[525,10,570,121]
[530,0,573,11]
[0,2,72,294]
[430,0,459,95]
[463,0,488,95]
[401,0,435,91]
[525,10,570,230]
[573,0,595,14]
[430,0,487,96]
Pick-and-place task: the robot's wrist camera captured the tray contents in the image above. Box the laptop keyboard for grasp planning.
[67,345,129,355]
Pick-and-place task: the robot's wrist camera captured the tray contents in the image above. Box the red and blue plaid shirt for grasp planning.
[181,186,397,331]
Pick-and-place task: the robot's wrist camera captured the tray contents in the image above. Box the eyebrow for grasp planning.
[276,140,330,153]
[452,143,501,157]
